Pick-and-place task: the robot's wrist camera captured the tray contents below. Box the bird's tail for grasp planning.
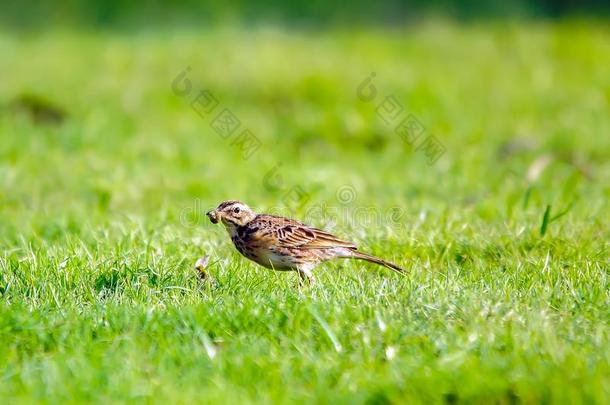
[348,251,406,274]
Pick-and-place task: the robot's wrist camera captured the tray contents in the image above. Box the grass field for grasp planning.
[0,21,609,403]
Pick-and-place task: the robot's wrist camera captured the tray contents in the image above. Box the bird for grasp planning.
[206,200,405,284]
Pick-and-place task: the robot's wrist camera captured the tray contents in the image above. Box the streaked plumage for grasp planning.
[206,200,405,284]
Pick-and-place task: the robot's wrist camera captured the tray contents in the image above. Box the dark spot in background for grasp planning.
[7,93,67,126]
[444,392,459,404]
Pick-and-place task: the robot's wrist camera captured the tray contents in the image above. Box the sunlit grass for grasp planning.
[0,21,609,403]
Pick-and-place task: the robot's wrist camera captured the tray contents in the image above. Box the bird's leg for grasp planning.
[296,266,315,287]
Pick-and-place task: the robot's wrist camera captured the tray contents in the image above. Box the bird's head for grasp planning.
[206,200,257,231]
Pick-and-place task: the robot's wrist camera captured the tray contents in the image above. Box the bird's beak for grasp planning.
[206,210,219,224]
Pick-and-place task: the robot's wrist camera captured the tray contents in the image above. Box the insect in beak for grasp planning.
[206,210,219,224]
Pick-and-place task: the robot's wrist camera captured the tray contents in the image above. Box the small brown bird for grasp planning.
[206,200,404,284]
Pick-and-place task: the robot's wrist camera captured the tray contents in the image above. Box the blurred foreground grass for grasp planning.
[0,21,609,403]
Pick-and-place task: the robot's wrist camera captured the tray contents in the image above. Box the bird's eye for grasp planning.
[233,207,241,214]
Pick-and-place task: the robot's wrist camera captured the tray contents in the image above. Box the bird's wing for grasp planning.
[251,215,357,250]
[279,226,357,249]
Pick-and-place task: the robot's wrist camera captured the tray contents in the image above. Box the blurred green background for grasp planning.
[1,1,609,404]
[2,0,610,29]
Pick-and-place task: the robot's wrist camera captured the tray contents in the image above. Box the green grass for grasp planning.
[1,21,609,403]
